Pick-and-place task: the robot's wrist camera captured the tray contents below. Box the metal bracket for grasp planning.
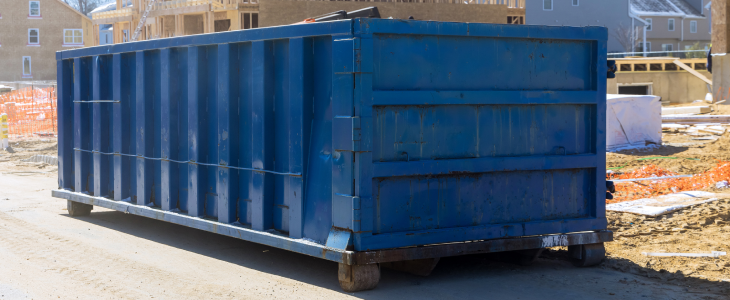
[326,227,354,251]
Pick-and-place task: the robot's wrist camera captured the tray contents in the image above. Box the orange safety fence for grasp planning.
[0,86,57,139]
[606,162,730,204]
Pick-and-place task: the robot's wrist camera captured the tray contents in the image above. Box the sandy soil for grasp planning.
[607,133,730,175]
[1,138,730,299]
[0,172,721,300]
[0,138,58,174]
[605,200,730,294]
[603,129,730,298]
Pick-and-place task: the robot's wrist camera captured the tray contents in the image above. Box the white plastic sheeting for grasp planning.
[606,94,662,151]
[606,191,718,216]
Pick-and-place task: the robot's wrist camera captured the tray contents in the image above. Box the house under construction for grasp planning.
[90,0,526,46]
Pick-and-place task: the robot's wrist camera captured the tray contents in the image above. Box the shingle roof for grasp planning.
[631,0,704,17]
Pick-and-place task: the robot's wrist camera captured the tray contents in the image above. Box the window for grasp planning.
[29,1,40,17]
[668,19,675,31]
[690,20,697,33]
[646,18,652,31]
[685,45,692,50]
[637,42,651,52]
[22,56,32,78]
[572,0,579,6]
[507,16,525,24]
[63,29,83,46]
[28,28,39,46]
[662,44,673,51]
[242,13,259,29]
[543,0,552,10]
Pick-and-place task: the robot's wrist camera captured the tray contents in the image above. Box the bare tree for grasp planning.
[62,0,106,16]
[611,23,640,53]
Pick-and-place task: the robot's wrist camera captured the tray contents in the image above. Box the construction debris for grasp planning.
[606,191,718,216]
[673,59,713,85]
[607,94,662,150]
[662,115,730,124]
[661,106,711,115]
[607,162,730,203]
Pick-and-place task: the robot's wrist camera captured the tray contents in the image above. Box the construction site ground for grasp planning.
[1,138,730,299]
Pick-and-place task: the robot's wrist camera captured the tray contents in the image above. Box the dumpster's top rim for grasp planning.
[57,18,608,61]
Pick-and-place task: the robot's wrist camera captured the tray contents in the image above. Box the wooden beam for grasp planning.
[175,15,183,36]
[204,12,214,33]
[93,24,100,46]
[674,60,713,85]
[93,16,133,25]
[147,4,210,18]
[229,10,241,31]
[712,0,730,54]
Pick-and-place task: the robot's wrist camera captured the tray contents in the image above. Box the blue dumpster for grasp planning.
[53,18,612,292]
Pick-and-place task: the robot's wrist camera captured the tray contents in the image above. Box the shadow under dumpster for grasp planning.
[64,210,730,300]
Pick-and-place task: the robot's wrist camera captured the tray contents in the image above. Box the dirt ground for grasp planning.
[607,130,730,175]
[0,139,59,174]
[1,139,730,299]
[605,202,730,288]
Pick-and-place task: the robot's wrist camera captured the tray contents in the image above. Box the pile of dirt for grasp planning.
[0,138,58,175]
[607,134,730,175]
[602,199,730,294]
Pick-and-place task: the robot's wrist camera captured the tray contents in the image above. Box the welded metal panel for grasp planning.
[216,43,238,224]
[57,59,74,191]
[302,36,334,244]
[352,20,607,251]
[273,39,291,233]
[237,42,254,226]
[92,55,113,198]
[56,19,608,255]
[372,105,596,162]
[73,57,92,195]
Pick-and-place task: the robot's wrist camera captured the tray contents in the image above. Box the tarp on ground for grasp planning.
[606,191,718,216]
[606,94,662,151]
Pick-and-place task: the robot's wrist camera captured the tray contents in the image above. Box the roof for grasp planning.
[89,1,117,14]
[55,0,92,21]
[630,0,704,18]
[89,0,132,15]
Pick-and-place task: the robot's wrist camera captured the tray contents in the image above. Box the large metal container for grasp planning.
[54,18,612,291]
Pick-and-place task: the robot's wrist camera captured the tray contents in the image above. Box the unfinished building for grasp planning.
[90,0,525,45]
[609,57,711,104]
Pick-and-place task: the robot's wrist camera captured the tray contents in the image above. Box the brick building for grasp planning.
[0,0,93,81]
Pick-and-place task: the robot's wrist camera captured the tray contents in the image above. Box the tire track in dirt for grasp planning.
[0,210,237,299]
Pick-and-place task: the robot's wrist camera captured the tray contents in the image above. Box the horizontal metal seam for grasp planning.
[72,148,301,177]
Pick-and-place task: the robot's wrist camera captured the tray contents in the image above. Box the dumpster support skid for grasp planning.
[54,189,613,291]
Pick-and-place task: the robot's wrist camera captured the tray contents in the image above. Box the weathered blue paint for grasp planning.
[92,55,113,198]
[57,59,74,191]
[55,19,608,255]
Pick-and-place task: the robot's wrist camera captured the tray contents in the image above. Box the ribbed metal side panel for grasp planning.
[56,19,608,252]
